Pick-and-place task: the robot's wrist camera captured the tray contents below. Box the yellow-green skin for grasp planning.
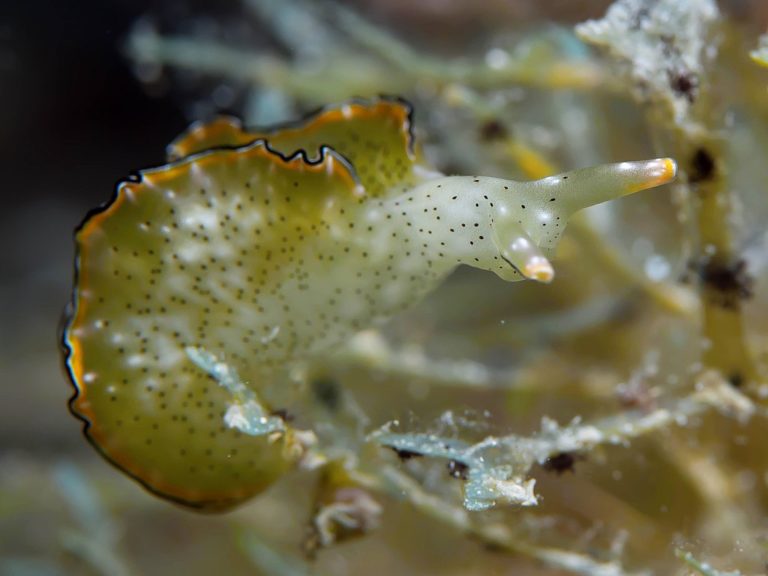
[62,98,676,511]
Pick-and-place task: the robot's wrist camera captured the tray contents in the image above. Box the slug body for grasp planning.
[62,97,676,511]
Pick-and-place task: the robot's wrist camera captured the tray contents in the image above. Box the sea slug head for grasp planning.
[488,158,677,282]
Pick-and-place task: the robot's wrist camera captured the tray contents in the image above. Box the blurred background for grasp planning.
[3,1,768,575]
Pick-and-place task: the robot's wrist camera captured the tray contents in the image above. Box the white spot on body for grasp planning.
[365,208,382,222]
[541,176,560,186]
[149,336,186,369]
[240,211,263,231]
[260,325,280,344]
[190,162,213,189]
[510,237,531,251]
[328,223,346,240]
[178,242,204,263]
[380,281,410,309]
[181,205,219,230]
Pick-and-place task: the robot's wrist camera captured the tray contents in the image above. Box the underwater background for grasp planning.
[4,0,768,574]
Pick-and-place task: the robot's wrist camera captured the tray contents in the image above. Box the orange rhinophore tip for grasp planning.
[622,157,677,194]
[653,157,677,187]
[523,258,555,284]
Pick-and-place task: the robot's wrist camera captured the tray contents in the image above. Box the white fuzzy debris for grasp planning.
[475,476,537,508]
[537,548,651,576]
[223,403,253,431]
[224,401,284,435]
[260,325,281,344]
[185,346,284,436]
[576,0,720,124]
[370,372,748,512]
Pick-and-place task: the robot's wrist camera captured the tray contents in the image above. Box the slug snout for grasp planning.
[500,236,555,283]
